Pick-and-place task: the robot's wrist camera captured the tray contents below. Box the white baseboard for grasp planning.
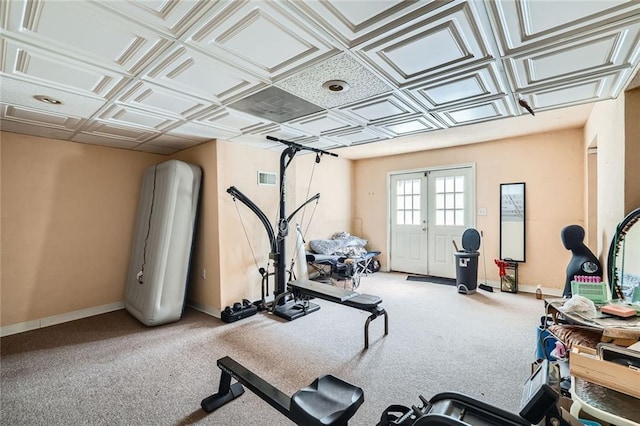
[0,302,125,337]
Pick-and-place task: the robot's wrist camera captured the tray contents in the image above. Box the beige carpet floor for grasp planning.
[1,272,544,425]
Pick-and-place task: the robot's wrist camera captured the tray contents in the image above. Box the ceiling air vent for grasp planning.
[228,86,324,123]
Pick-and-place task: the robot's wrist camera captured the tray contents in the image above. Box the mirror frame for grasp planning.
[607,207,640,300]
[500,182,526,262]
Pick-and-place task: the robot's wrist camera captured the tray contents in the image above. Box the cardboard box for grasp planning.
[569,345,640,398]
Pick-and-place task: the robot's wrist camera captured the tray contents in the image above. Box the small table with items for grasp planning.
[545,298,640,344]
[543,298,640,425]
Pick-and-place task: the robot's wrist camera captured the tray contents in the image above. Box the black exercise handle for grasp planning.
[266,136,339,157]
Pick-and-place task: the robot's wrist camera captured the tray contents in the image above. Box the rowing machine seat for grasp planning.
[290,375,364,426]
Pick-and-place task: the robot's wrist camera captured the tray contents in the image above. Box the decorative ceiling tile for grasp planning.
[286,110,358,136]
[307,137,343,151]
[166,120,240,141]
[1,0,640,156]
[488,0,640,55]
[276,53,392,108]
[2,40,128,98]
[194,107,272,135]
[519,73,622,110]
[134,144,179,155]
[375,115,443,138]
[0,117,76,140]
[406,63,507,110]
[229,125,309,149]
[324,126,389,146]
[433,97,516,126]
[74,121,157,143]
[3,0,171,73]
[145,46,267,104]
[338,93,419,125]
[94,0,218,38]
[186,1,338,80]
[0,76,106,118]
[141,134,204,151]
[356,2,494,87]
[504,21,640,92]
[1,103,83,131]
[117,81,212,119]
[98,104,178,132]
[286,1,447,48]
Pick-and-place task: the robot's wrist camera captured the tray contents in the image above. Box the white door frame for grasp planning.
[386,163,476,274]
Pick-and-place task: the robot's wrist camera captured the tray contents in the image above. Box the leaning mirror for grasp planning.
[500,183,526,262]
[607,207,640,301]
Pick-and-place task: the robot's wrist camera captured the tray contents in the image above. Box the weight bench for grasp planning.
[288,279,388,349]
[201,356,364,426]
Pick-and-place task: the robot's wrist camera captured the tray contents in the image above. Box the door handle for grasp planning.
[422,227,426,231]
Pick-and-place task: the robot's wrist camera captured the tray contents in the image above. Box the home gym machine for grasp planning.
[227,136,337,320]
[201,357,579,426]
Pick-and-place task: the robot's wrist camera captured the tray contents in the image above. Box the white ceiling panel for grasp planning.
[286,1,446,48]
[0,117,76,140]
[145,46,266,103]
[376,115,443,138]
[135,144,179,155]
[98,104,178,132]
[74,121,157,144]
[1,103,83,131]
[0,77,106,118]
[165,120,240,141]
[194,107,270,135]
[504,21,640,91]
[357,2,494,86]
[287,111,357,136]
[186,1,338,80]
[3,0,171,73]
[2,40,127,98]
[488,0,640,54]
[434,97,516,126]
[519,74,622,110]
[141,134,203,151]
[406,63,507,110]
[338,93,419,125]
[325,126,389,146]
[94,0,218,38]
[117,81,211,119]
[229,124,305,149]
[1,1,640,158]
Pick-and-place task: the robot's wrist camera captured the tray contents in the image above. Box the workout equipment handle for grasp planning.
[266,136,339,157]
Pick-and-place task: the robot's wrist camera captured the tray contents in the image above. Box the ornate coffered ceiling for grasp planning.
[1,0,639,157]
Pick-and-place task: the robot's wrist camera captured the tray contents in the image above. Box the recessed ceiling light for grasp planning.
[34,95,63,105]
[322,80,350,93]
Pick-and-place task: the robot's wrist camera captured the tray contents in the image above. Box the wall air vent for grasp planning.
[258,171,277,186]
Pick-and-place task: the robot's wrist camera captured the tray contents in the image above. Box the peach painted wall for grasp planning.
[584,88,640,281]
[1,132,165,327]
[170,142,221,313]
[213,142,354,309]
[293,152,353,241]
[585,95,626,257]
[353,129,586,292]
[624,88,640,214]
[215,141,283,308]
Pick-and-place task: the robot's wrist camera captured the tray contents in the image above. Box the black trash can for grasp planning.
[456,229,481,295]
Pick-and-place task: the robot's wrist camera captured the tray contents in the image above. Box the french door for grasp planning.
[390,167,474,278]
